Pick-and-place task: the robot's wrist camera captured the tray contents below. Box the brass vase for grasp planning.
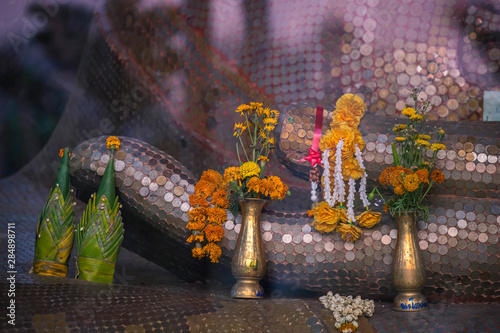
[392,211,428,311]
[230,198,267,298]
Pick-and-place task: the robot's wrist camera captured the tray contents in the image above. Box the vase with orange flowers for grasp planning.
[186,102,289,298]
[378,87,446,312]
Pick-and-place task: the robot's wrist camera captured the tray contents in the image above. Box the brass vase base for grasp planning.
[393,291,428,311]
[230,278,264,299]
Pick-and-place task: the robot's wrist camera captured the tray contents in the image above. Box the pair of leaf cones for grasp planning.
[33,137,124,283]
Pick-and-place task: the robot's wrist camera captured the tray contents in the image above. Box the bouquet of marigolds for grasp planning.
[186,102,289,263]
[378,87,446,219]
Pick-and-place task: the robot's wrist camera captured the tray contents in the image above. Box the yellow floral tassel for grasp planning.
[336,223,362,242]
[310,201,341,233]
[338,322,358,333]
[356,210,382,228]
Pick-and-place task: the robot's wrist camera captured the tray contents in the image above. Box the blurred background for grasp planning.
[1,0,499,179]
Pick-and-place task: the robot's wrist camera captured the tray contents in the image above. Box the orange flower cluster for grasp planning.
[246,176,288,201]
[380,166,444,197]
[186,170,228,263]
[319,94,366,180]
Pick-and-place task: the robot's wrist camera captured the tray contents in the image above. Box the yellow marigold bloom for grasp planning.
[410,114,424,121]
[356,210,382,228]
[395,137,405,142]
[310,202,341,232]
[333,109,360,127]
[342,158,364,180]
[417,134,431,140]
[236,103,251,114]
[233,123,247,136]
[403,173,420,192]
[416,139,430,148]
[438,129,445,135]
[394,184,406,195]
[336,223,362,242]
[263,117,278,125]
[335,93,366,118]
[106,136,120,150]
[223,167,240,184]
[339,207,348,223]
[431,143,446,151]
[240,161,260,178]
[402,107,416,117]
[415,169,429,184]
[206,207,226,225]
[204,224,225,242]
[192,247,205,259]
[307,210,313,217]
[203,242,222,263]
[187,233,204,243]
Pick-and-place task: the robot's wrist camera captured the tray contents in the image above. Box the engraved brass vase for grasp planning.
[230,198,267,298]
[392,211,428,311]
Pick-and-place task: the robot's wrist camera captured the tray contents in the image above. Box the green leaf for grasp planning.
[96,155,116,202]
[391,142,400,166]
[52,148,71,198]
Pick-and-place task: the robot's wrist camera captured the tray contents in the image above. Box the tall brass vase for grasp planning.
[230,198,267,298]
[392,211,428,311]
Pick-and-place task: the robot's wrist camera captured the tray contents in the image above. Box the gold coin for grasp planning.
[443,77,453,87]
[374,57,384,67]
[281,141,290,150]
[174,186,185,196]
[115,150,127,160]
[305,107,314,115]
[487,145,499,155]
[384,63,394,73]
[447,113,458,121]
[306,130,314,140]
[457,91,469,103]
[467,99,479,111]
[449,85,459,95]
[427,62,438,74]
[290,141,299,150]
[379,88,389,99]
[299,143,308,152]
[288,132,297,141]
[342,44,352,54]
[465,153,475,162]
[458,106,469,117]
[464,142,474,152]
[458,150,466,158]
[331,67,342,77]
[438,85,448,95]
[285,123,294,132]
[156,176,167,186]
[447,99,459,110]
[281,132,289,139]
[297,129,306,138]
[437,105,449,117]
[468,86,480,97]
[296,137,304,144]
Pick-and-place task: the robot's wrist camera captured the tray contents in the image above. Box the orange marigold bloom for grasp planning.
[211,188,228,209]
[223,166,240,184]
[403,173,420,192]
[189,193,210,207]
[384,204,388,213]
[342,158,363,180]
[106,136,121,150]
[394,184,406,196]
[415,169,429,184]
[187,233,204,243]
[186,220,206,231]
[188,207,207,222]
[431,170,445,183]
[206,207,226,225]
[307,210,313,217]
[59,148,71,157]
[204,224,225,242]
[264,175,288,200]
[192,247,205,259]
[356,210,382,228]
[338,322,358,333]
[194,180,217,199]
[379,168,391,186]
[335,93,366,118]
[203,242,222,263]
[388,167,404,187]
[246,176,262,196]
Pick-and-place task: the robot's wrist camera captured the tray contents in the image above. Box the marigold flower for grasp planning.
[430,143,446,151]
[200,169,223,186]
[240,161,260,179]
[356,210,382,228]
[203,242,222,263]
[106,136,120,150]
[417,134,431,140]
[187,233,204,243]
[379,168,391,186]
[402,107,416,117]
[415,169,429,184]
[206,207,226,225]
[342,158,363,180]
[403,173,420,192]
[416,139,430,148]
[395,137,405,142]
[192,247,205,259]
[392,124,406,132]
[394,184,406,195]
[307,210,313,217]
[438,129,445,136]
[223,167,240,184]
[186,221,206,231]
[189,193,210,207]
[204,224,225,242]
[257,155,269,162]
[431,169,445,183]
[410,114,423,121]
[335,93,366,118]
[310,201,341,232]
[384,204,388,213]
[211,188,228,209]
[339,207,348,223]
[336,223,362,242]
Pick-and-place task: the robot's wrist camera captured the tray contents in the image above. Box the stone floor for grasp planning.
[1,174,499,332]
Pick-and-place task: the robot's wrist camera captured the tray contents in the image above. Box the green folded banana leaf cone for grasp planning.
[76,150,124,283]
[33,148,75,277]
